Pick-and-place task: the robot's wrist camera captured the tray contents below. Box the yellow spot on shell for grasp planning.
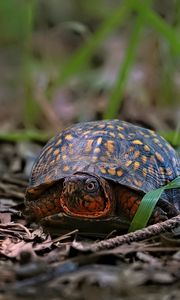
[148,166,154,175]
[107,125,114,129]
[96,137,102,145]
[159,167,165,176]
[85,139,93,152]
[105,140,114,153]
[118,133,125,139]
[61,146,66,152]
[134,179,143,187]
[47,148,53,155]
[110,132,116,138]
[55,139,62,146]
[134,161,140,170]
[142,168,147,177]
[125,160,132,167]
[83,130,91,135]
[128,146,135,153]
[144,145,150,151]
[149,130,156,136]
[133,150,140,159]
[92,156,97,162]
[141,155,147,164]
[154,138,159,143]
[132,140,143,145]
[117,169,123,177]
[65,134,73,141]
[63,165,70,172]
[94,148,101,153]
[139,130,145,135]
[166,167,173,176]
[53,149,60,156]
[108,168,116,175]
[56,154,60,161]
[155,152,164,163]
[117,126,124,130]
[62,155,67,160]
[100,167,106,174]
[98,124,105,129]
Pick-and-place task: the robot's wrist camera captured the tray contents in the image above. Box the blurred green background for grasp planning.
[0,0,179,145]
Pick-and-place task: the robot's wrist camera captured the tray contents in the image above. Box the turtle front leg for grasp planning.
[25,182,63,221]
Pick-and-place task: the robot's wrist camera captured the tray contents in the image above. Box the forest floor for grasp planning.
[0,142,180,300]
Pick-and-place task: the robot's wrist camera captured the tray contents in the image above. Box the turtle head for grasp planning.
[60,172,113,218]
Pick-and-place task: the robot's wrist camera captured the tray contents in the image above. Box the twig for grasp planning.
[73,214,180,252]
[0,223,32,239]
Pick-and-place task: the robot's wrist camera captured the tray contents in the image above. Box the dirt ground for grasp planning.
[0,142,180,300]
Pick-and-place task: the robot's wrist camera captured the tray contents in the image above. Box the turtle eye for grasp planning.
[85,179,99,192]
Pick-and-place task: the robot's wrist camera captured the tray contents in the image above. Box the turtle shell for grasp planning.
[27,120,180,208]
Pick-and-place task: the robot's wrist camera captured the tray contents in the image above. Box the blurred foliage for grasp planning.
[0,0,179,145]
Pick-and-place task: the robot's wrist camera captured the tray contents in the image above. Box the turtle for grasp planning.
[25,120,180,235]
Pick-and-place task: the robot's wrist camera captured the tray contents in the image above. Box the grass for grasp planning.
[0,0,179,139]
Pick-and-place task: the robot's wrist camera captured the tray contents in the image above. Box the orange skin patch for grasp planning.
[72,195,106,216]
[116,186,141,219]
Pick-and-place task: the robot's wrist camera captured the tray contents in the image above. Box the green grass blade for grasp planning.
[103,16,143,119]
[133,0,180,54]
[0,130,50,142]
[54,1,132,87]
[128,176,180,232]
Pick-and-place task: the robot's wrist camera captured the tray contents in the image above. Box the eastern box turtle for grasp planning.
[25,120,180,235]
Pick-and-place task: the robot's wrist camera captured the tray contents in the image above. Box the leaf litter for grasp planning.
[0,142,180,300]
